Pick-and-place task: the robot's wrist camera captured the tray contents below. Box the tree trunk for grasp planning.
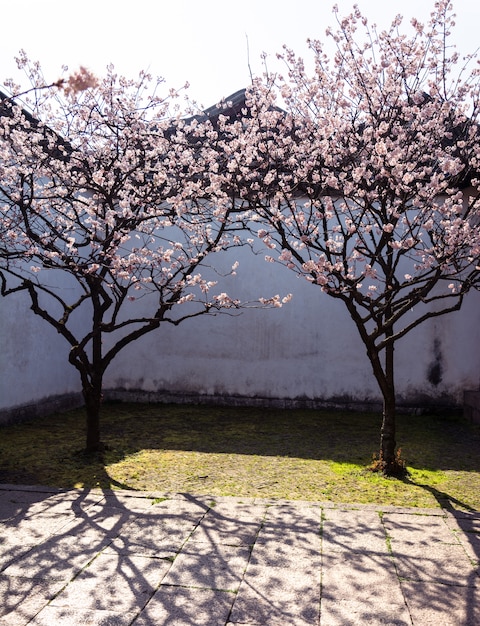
[83,383,103,454]
[361,312,404,476]
[82,283,105,454]
[378,337,404,475]
[380,386,396,471]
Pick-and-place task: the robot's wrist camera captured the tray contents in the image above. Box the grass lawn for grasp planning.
[1,402,479,510]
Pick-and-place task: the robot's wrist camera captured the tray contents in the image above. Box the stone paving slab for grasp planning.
[444,513,480,564]
[50,553,171,613]
[3,528,112,581]
[0,485,479,625]
[0,575,65,626]
[382,512,463,547]
[161,543,251,592]
[230,565,321,625]
[189,502,267,546]
[320,551,411,625]
[248,535,321,569]
[322,509,387,554]
[400,581,480,626]
[391,542,478,586]
[29,606,138,626]
[134,586,235,626]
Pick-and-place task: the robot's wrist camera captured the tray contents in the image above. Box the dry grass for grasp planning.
[1,402,479,510]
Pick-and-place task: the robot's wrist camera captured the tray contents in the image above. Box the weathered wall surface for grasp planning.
[0,287,83,423]
[103,246,480,410]
[2,244,480,421]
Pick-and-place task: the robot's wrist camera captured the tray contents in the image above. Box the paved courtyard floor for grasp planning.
[0,484,479,625]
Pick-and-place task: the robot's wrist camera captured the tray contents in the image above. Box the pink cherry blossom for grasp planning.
[234,0,480,474]
[0,59,287,452]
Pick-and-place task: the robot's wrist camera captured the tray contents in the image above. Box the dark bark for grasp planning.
[84,285,105,453]
[351,301,403,476]
[380,336,396,468]
[370,335,405,476]
[83,383,102,453]
[380,390,396,471]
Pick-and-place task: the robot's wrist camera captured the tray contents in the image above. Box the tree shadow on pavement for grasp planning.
[0,486,247,625]
[1,483,479,625]
[379,478,480,626]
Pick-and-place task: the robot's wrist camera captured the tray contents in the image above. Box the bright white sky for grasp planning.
[1,0,479,108]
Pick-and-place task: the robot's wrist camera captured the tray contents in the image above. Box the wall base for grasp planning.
[103,388,461,416]
[0,393,83,425]
[0,388,466,427]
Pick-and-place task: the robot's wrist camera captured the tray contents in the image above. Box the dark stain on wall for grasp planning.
[427,337,443,386]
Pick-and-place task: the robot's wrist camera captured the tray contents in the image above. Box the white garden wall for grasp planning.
[1,238,480,422]
[0,288,83,422]
[103,245,480,410]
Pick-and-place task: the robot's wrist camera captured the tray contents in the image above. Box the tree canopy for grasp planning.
[230,1,480,473]
[0,61,287,452]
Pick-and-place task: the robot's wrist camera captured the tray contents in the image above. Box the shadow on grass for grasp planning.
[0,402,479,496]
[401,476,478,512]
[100,402,480,470]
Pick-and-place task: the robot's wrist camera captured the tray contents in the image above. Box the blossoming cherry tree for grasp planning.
[0,59,286,452]
[237,1,480,474]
